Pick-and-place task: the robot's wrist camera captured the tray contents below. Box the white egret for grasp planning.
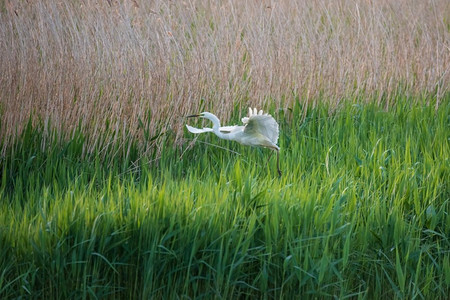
[186,108,281,176]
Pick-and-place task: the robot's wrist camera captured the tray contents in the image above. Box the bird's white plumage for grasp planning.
[186,107,281,175]
[186,107,279,150]
[244,115,279,145]
[186,125,238,134]
[241,107,268,124]
[185,125,212,134]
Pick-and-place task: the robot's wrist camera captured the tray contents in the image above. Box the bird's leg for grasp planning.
[276,150,282,177]
[266,150,274,169]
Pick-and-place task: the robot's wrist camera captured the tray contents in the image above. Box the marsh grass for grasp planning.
[1,100,449,298]
[1,0,449,157]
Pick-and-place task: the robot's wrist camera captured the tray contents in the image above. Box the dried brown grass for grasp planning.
[0,0,449,155]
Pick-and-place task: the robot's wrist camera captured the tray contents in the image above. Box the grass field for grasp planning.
[1,99,449,298]
[1,0,449,299]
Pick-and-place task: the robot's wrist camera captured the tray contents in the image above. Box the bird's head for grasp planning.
[186,112,203,118]
[186,112,215,120]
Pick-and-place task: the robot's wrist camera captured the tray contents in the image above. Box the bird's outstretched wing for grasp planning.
[186,125,240,134]
[186,125,213,134]
[241,107,268,124]
[219,126,241,133]
[243,108,279,145]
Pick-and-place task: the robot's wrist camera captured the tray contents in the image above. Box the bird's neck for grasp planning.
[210,115,229,140]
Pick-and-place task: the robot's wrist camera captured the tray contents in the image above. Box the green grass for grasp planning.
[1,98,449,299]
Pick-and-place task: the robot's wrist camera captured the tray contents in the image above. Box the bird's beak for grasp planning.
[186,114,201,118]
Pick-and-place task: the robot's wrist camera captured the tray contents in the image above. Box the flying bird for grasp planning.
[186,108,281,176]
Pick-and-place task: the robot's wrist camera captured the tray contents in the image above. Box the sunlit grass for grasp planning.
[1,99,449,298]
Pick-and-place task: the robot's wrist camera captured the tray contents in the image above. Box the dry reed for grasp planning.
[0,0,448,155]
